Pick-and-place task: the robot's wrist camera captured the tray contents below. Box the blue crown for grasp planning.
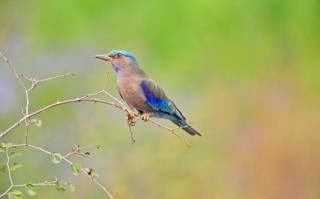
[109,50,138,62]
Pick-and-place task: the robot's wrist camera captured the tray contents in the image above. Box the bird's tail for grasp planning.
[170,117,201,136]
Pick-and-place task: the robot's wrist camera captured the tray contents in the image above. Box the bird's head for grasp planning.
[95,50,140,73]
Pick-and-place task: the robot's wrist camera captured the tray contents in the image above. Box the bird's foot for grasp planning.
[141,112,154,122]
[126,113,139,126]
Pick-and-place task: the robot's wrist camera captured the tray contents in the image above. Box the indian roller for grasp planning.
[95,50,201,136]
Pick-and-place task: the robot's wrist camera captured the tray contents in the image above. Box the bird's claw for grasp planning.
[126,113,138,126]
[141,113,154,122]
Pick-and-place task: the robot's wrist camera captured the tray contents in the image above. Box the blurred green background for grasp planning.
[1,0,320,198]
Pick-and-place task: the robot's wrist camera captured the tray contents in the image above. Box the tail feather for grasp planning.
[171,118,201,136]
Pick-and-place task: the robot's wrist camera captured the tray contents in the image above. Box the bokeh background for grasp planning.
[1,0,320,198]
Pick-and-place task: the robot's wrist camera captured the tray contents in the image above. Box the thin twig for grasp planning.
[20,107,29,146]
[5,148,13,185]
[63,144,99,158]
[23,72,75,90]
[0,51,27,90]
[127,124,136,144]
[102,90,132,114]
[92,177,114,199]
[0,148,14,198]
[0,51,31,145]
[0,96,128,139]
[149,119,191,147]
[13,180,57,187]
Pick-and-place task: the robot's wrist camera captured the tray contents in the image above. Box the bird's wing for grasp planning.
[140,79,186,120]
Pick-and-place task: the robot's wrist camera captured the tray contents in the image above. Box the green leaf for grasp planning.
[11,162,22,171]
[59,187,66,193]
[55,181,66,193]
[0,164,6,173]
[9,151,21,158]
[0,146,5,152]
[71,163,80,176]
[25,183,37,196]
[50,152,62,164]
[8,189,23,199]
[68,183,75,192]
[85,168,99,177]
[33,119,42,127]
[1,142,12,148]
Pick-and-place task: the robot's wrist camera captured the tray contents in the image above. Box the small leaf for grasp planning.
[79,152,90,157]
[68,183,76,192]
[34,119,42,127]
[25,183,37,196]
[59,187,66,193]
[50,152,62,164]
[0,164,6,173]
[8,189,23,199]
[9,151,21,158]
[55,181,66,193]
[85,168,99,177]
[0,146,5,152]
[1,142,12,148]
[71,163,80,176]
[11,162,22,171]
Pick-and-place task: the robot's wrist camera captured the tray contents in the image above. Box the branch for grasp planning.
[22,72,75,90]
[0,94,128,139]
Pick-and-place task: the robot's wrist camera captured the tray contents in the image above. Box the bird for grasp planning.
[95,50,201,136]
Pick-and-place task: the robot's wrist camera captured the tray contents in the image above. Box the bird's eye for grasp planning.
[114,53,123,58]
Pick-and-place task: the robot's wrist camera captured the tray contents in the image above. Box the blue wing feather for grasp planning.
[140,79,200,136]
[140,80,173,113]
[140,79,185,120]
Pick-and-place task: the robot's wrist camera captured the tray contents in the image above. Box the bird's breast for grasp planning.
[117,77,152,113]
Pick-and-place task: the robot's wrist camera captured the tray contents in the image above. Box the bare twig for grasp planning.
[23,72,75,90]
[0,51,27,90]
[13,179,60,187]
[92,177,114,199]
[102,90,132,114]
[0,51,31,145]
[148,119,191,147]
[63,144,99,158]
[128,125,135,144]
[5,147,13,185]
[0,96,128,139]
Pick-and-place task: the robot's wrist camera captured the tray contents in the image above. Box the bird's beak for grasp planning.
[95,54,111,62]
